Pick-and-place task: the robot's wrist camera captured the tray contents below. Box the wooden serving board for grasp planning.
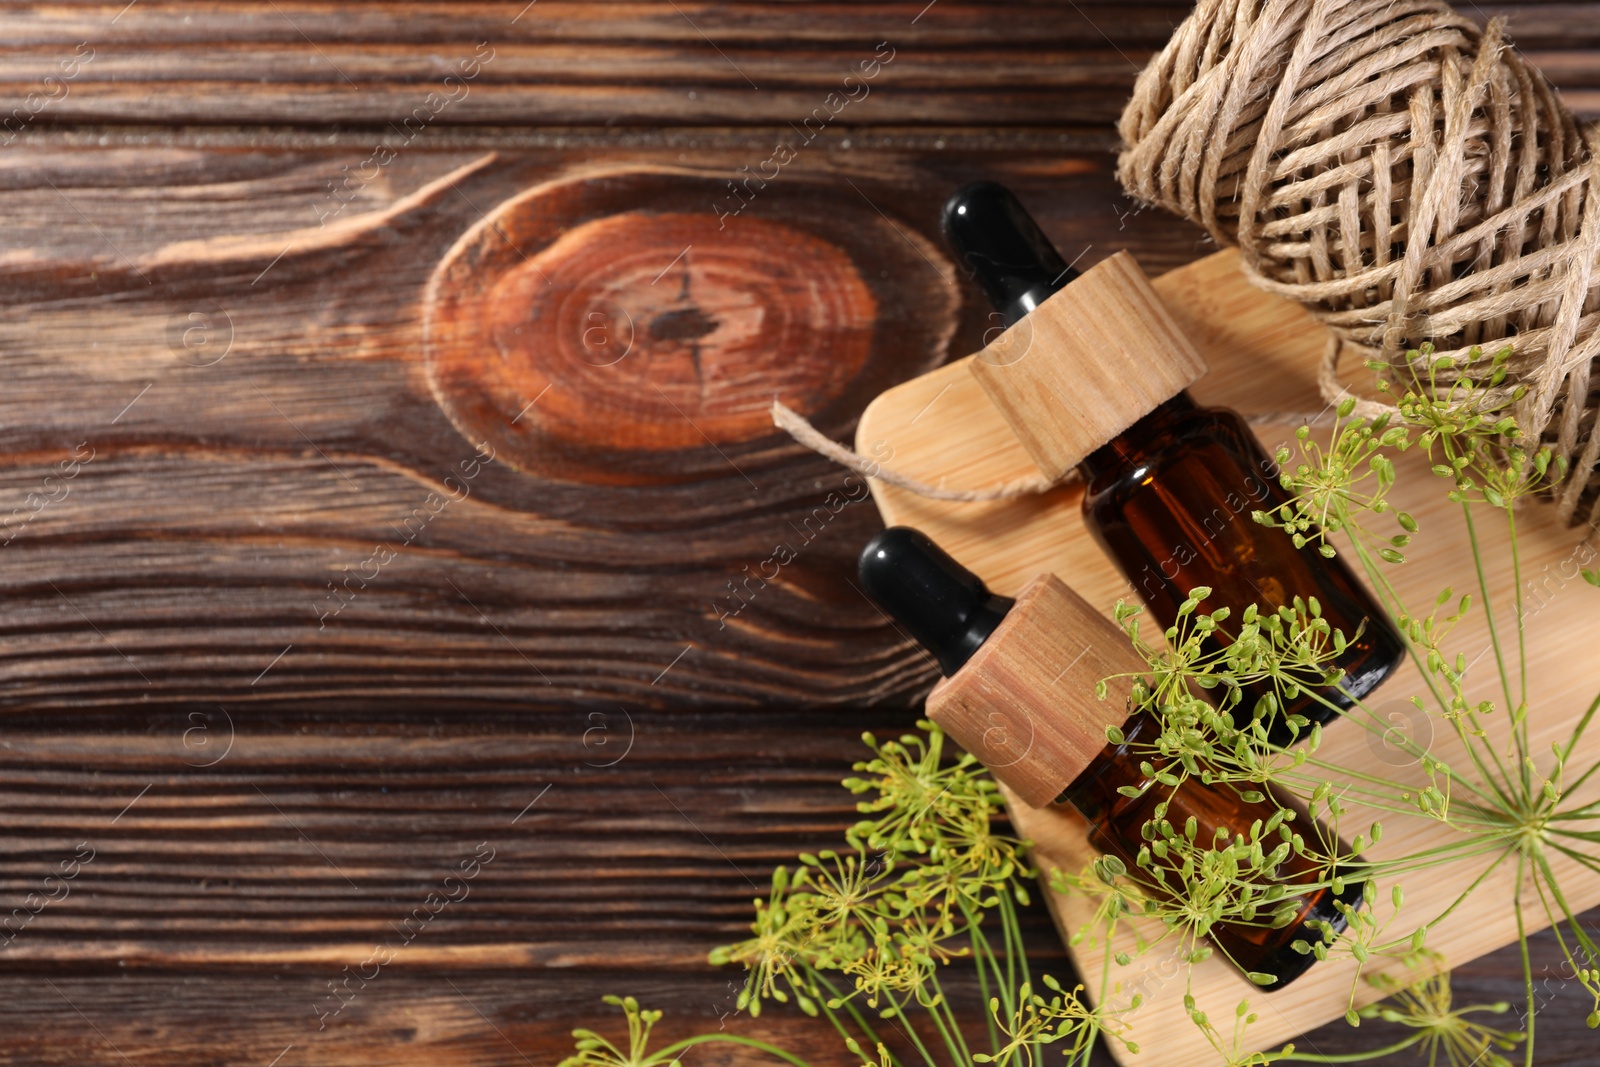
[856,249,1600,1064]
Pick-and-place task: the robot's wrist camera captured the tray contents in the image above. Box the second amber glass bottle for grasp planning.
[943,183,1405,744]
[859,527,1360,990]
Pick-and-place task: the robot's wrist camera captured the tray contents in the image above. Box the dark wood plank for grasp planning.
[0,3,1593,129]
[3,1,1599,1064]
[0,708,1082,1052]
[0,130,1215,712]
[0,711,939,964]
[1,705,1587,1065]
[6,935,1594,1067]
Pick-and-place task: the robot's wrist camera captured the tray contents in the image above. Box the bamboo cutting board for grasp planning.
[855,249,1600,1064]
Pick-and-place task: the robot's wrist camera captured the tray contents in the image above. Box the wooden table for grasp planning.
[0,3,1595,1064]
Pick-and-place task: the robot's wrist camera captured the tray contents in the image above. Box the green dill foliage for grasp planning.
[1355,962,1522,1067]
[564,726,1139,1067]
[706,724,1135,1065]
[1057,588,1382,997]
[1246,345,1599,1058]
[561,994,810,1067]
[1269,956,1524,1067]
[566,344,1598,1067]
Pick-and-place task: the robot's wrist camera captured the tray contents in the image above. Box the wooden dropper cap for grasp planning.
[859,527,1145,809]
[943,184,1207,482]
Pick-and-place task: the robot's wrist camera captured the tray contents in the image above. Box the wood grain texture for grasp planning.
[1,709,1593,1067]
[0,131,1236,713]
[0,708,1083,1053]
[0,147,962,711]
[0,936,1594,1067]
[858,248,1600,1063]
[2,1,1598,1064]
[0,3,1594,127]
[0,711,949,965]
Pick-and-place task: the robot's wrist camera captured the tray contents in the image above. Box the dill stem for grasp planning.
[1358,837,1510,878]
[1506,503,1528,715]
[1000,892,1034,993]
[886,990,940,1067]
[964,903,1001,1055]
[655,1033,814,1067]
[807,969,900,1067]
[1515,861,1535,1067]
[997,892,1039,1063]
[1349,530,1527,808]
[1349,537,1451,717]
[920,972,972,1067]
[1450,714,1520,815]
[1463,505,1518,763]
[1533,848,1600,977]
[1555,689,1600,781]
[1542,840,1600,882]
[1397,845,1513,938]
[1093,930,1114,1067]
[998,896,1018,1022]
[1535,847,1593,934]
[1270,1033,1426,1062]
[966,901,1016,1025]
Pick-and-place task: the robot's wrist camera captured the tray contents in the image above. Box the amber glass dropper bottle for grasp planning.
[942,182,1405,746]
[859,526,1361,991]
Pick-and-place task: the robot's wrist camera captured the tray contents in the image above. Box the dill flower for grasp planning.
[1355,965,1524,1067]
[561,996,674,1067]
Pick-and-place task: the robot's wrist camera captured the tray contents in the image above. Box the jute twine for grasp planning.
[771,400,1058,501]
[1118,0,1600,524]
[770,399,1328,502]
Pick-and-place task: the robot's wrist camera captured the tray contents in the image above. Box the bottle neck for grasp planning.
[1076,391,1196,483]
[856,528,1017,677]
[941,182,1080,329]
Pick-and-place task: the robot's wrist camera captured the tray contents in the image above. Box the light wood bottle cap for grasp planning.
[924,573,1146,809]
[967,251,1208,481]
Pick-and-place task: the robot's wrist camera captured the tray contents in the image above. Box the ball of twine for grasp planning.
[1118,0,1600,524]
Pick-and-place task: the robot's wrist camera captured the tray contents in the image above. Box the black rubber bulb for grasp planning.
[941,181,1079,328]
[857,527,1014,676]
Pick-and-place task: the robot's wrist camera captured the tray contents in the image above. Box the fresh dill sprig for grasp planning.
[569,344,1600,1067]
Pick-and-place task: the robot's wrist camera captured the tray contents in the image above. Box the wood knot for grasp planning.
[422,170,959,485]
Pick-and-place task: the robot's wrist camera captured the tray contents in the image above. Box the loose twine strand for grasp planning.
[772,400,1057,500]
[771,399,1334,501]
[1119,0,1600,523]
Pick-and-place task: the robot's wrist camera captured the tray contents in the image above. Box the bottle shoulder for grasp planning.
[1081,403,1267,499]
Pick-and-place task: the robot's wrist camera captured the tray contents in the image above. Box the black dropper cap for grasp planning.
[941,181,1079,328]
[858,527,1014,676]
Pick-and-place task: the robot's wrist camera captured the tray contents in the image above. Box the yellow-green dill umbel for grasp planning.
[565,346,1599,1067]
